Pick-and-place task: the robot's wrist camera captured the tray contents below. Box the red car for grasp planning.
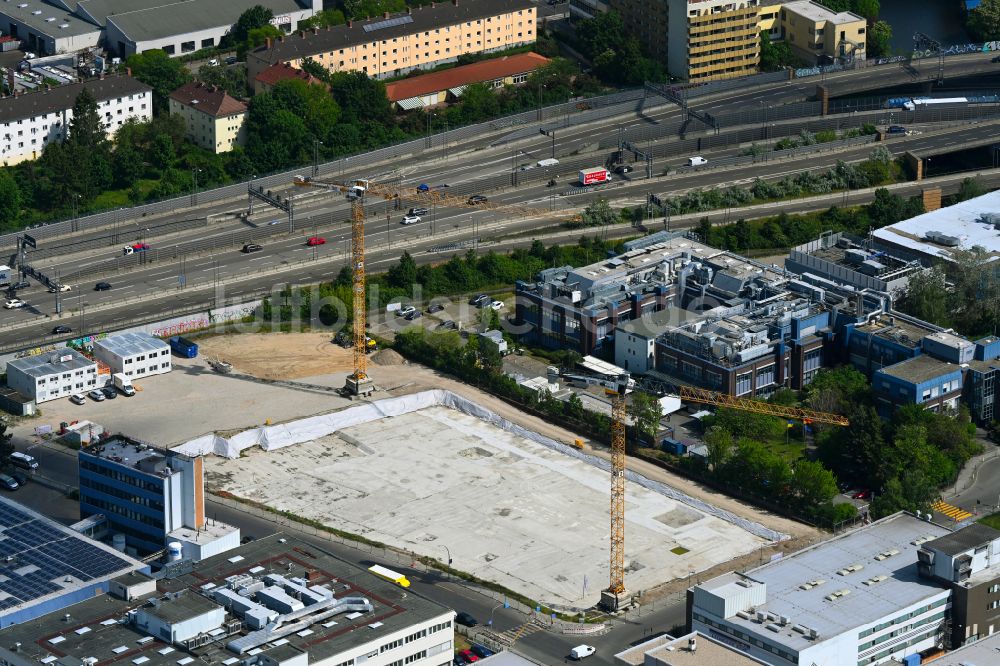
[306,236,326,246]
[123,242,150,255]
[459,650,479,663]
[852,489,872,500]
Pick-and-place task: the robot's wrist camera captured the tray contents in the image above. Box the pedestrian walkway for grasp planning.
[499,620,544,644]
[931,500,973,522]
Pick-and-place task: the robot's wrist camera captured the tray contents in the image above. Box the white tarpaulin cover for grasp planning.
[173,390,788,542]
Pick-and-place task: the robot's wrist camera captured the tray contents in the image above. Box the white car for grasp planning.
[70,394,86,405]
[48,284,71,293]
[570,645,596,660]
[88,389,105,402]
[489,300,505,311]
[3,298,26,309]
[398,305,416,317]
[401,214,421,225]
[207,58,219,66]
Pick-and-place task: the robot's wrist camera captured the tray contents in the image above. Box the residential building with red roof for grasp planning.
[253,62,325,95]
[385,51,550,110]
[168,81,248,154]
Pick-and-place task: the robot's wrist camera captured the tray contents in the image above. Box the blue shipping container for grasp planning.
[901,654,920,666]
[169,336,198,358]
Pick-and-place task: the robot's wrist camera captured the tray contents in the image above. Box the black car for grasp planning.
[11,281,29,290]
[242,243,263,253]
[0,473,19,491]
[102,386,118,399]
[241,535,256,544]
[52,325,72,335]
[409,207,429,216]
[95,282,112,291]
[469,293,489,306]
[453,656,469,666]
[614,165,633,174]
[471,645,494,659]
[405,310,422,320]
[437,320,457,330]
[467,195,488,205]
[428,303,445,313]
[455,612,478,627]
[887,125,907,134]
[225,56,239,65]
[9,470,29,487]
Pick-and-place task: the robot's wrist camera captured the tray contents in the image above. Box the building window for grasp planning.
[201,38,214,48]
[181,41,195,53]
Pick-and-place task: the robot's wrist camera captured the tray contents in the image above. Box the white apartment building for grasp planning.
[6,348,98,403]
[92,331,171,379]
[689,513,953,665]
[0,75,152,166]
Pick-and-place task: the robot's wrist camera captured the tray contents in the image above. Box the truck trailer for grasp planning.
[579,167,610,186]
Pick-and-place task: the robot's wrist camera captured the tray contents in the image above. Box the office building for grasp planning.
[688,512,952,666]
[169,81,248,154]
[918,523,1000,648]
[0,495,145,628]
[569,0,610,20]
[872,355,963,417]
[93,331,171,379]
[79,436,238,556]
[5,347,98,403]
[616,630,770,665]
[0,74,152,166]
[611,0,761,82]
[778,1,866,64]
[0,534,455,666]
[246,0,537,83]
[384,51,550,110]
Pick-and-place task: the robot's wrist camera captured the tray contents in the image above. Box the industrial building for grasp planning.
[0,74,152,166]
[688,512,953,666]
[5,347,98,404]
[0,534,456,666]
[79,436,238,556]
[384,51,550,110]
[777,1,867,64]
[0,495,146,629]
[246,0,537,82]
[93,331,172,379]
[169,81,248,154]
[872,190,1000,265]
[0,0,101,56]
[786,232,926,297]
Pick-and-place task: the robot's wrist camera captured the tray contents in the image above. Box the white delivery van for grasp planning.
[0,265,11,286]
[537,158,560,168]
[113,373,135,396]
[687,156,708,166]
[570,645,596,660]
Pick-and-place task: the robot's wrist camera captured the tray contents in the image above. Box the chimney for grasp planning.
[406,6,411,13]
[99,72,104,80]
[126,67,132,77]
[326,24,331,31]
[312,27,319,35]
[265,37,272,49]
[299,30,305,38]
[383,11,389,18]
[347,19,352,27]
[278,35,284,42]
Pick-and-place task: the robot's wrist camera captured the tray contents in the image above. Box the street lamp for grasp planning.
[191,168,202,207]
[313,139,323,178]
[537,83,546,121]
[443,545,452,567]
[72,193,81,232]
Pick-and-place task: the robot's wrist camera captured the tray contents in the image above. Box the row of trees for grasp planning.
[967,0,1000,41]
[573,11,665,85]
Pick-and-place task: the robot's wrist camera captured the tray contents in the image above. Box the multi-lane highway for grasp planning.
[4,51,1000,351]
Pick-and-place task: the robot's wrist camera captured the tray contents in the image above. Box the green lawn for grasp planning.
[979,512,1000,531]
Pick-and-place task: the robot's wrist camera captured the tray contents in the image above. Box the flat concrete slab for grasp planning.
[205,405,766,609]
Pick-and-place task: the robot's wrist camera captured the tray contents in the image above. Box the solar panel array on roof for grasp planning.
[363,14,413,32]
[0,499,138,612]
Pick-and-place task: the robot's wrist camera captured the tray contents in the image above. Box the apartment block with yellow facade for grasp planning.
[247,0,536,83]
[778,0,866,63]
[168,82,248,154]
[612,0,760,82]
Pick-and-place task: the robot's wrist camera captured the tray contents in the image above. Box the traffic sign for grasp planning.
[22,234,36,248]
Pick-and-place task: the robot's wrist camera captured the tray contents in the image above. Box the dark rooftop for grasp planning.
[249,0,534,65]
[140,589,221,623]
[924,523,1000,557]
[0,75,151,125]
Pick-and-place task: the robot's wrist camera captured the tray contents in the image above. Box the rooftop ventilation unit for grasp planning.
[924,230,960,247]
[863,575,889,586]
[735,579,753,588]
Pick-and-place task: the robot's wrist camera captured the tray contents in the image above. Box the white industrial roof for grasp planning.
[94,331,168,357]
[695,513,950,652]
[6,348,95,378]
[872,190,1000,262]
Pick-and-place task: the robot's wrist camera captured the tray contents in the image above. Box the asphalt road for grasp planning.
[14,438,685,665]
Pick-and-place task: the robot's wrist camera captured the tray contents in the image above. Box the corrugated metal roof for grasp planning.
[395,96,425,110]
[94,331,168,358]
[6,348,95,378]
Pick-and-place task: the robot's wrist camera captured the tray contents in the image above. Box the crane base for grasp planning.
[600,589,626,612]
[345,375,374,397]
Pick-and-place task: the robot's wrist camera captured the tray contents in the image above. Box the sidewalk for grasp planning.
[941,432,1000,501]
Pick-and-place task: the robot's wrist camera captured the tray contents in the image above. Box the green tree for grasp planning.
[867,20,893,58]
[791,459,838,508]
[241,25,282,58]
[968,0,1000,40]
[704,426,733,470]
[898,268,949,327]
[299,9,347,29]
[802,366,871,415]
[231,5,274,46]
[853,0,880,21]
[0,421,12,466]
[759,32,798,71]
[580,198,616,229]
[387,251,418,289]
[196,63,249,99]
[628,391,662,446]
[126,50,192,114]
[0,171,22,227]
[956,176,988,202]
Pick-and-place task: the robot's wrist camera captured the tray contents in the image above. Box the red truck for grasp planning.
[579,167,610,186]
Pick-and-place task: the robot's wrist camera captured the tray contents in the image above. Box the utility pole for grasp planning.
[312,139,323,179]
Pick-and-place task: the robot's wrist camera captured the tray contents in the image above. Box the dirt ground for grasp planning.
[196,332,355,380]
[195,332,822,551]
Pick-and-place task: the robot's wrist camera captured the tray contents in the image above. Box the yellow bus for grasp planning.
[368,564,410,588]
